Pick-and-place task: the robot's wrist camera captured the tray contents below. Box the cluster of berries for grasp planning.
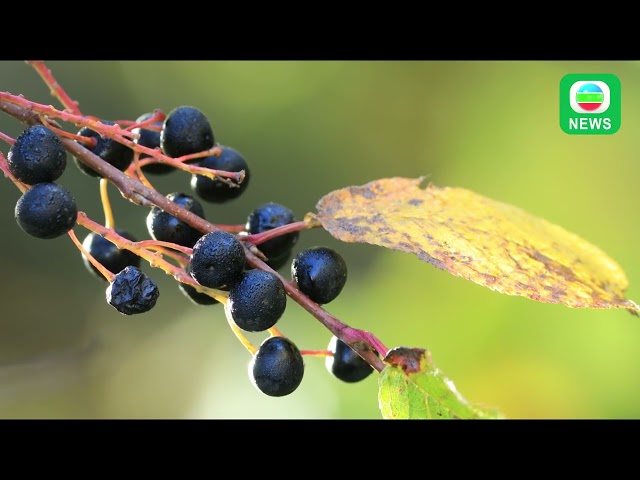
[5,105,374,398]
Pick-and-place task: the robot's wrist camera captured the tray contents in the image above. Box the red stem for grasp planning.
[0,92,242,183]
[243,251,387,367]
[300,350,332,357]
[27,61,82,115]
[0,131,15,145]
[39,116,97,147]
[243,221,310,246]
[124,109,165,131]
[0,97,388,372]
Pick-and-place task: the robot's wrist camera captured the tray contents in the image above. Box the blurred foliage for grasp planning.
[0,61,639,419]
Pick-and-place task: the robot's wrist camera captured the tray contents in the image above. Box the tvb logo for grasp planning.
[560,74,621,135]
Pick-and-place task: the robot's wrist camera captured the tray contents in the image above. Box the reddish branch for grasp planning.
[0,98,387,372]
[27,61,82,115]
[0,92,240,183]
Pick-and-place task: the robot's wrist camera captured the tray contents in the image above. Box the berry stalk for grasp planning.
[27,60,82,115]
[40,115,97,148]
[226,314,258,355]
[0,93,239,182]
[242,220,310,246]
[0,152,28,192]
[0,96,237,227]
[122,109,165,131]
[1,144,220,300]
[0,130,15,145]
[99,178,115,229]
[243,250,388,371]
[134,240,193,256]
[76,212,228,302]
[129,151,155,189]
[299,350,332,357]
[67,229,116,282]
[133,241,190,267]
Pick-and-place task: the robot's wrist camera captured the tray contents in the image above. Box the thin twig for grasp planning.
[0,97,388,372]
[27,61,82,115]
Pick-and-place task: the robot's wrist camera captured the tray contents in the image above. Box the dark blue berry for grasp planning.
[106,266,159,315]
[250,336,304,397]
[146,192,205,248]
[14,182,77,239]
[74,120,134,177]
[81,229,141,281]
[160,106,214,158]
[291,247,347,304]
[227,269,287,332]
[178,265,221,306]
[189,230,246,289]
[8,125,67,185]
[246,202,299,259]
[190,145,250,203]
[326,336,374,383]
[132,112,174,175]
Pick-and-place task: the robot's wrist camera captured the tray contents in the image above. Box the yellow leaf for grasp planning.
[315,177,639,315]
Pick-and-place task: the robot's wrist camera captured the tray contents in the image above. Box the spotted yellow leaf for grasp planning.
[314,177,639,314]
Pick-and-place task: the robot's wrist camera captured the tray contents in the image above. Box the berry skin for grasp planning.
[325,336,374,383]
[14,182,77,239]
[226,269,287,332]
[8,125,67,185]
[146,192,206,248]
[132,112,174,175]
[106,266,159,315]
[74,121,134,177]
[178,265,220,306]
[81,229,141,281]
[291,246,347,305]
[160,106,215,158]
[189,230,246,289]
[246,202,299,259]
[249,336,304,397]
[190,145,250,203]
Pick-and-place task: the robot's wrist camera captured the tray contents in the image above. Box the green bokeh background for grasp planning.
[1,60,639,419]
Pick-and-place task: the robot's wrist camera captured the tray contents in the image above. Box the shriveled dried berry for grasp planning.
[106,266,159,315]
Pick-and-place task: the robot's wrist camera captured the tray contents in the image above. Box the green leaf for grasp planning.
[378,347,505,419]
